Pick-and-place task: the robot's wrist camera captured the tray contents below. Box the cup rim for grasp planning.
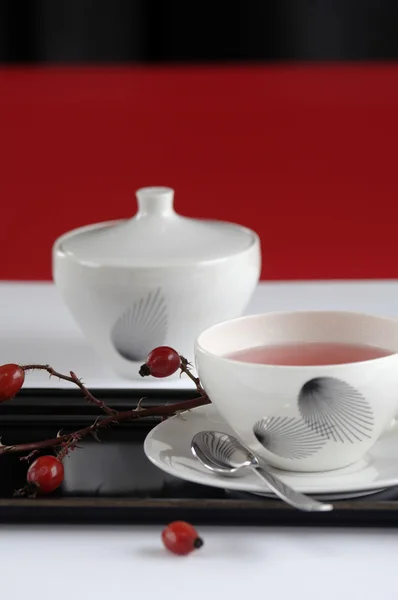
[195,309,398,370]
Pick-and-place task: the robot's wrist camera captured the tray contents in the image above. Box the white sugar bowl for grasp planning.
[52,187,261,380]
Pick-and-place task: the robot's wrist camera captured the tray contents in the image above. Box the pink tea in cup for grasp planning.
[225,341,393,366]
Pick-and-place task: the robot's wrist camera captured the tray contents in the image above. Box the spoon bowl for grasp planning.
[191,431,251,476]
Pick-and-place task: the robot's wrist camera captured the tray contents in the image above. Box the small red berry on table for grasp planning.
[26,456,64,494]
[139,346,181,378]
[0,364,25,402]
[162,521,204,555]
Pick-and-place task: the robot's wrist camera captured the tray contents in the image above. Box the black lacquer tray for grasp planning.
[1,389,398,526]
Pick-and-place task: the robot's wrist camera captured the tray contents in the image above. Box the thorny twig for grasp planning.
[1,356,208,462]
[19,450,40,463]
[0,394,210,457]
[179,356,205,395]
[22,364,117,416]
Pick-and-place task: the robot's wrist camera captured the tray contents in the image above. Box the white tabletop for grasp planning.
[2,524,397,599]
[1,280,398,599]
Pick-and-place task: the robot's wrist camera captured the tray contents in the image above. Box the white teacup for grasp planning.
[195,310,398,472]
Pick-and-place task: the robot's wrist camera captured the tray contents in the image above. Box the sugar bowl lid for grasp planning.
[60,187,257,267]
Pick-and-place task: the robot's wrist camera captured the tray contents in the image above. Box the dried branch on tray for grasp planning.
[0,346,209,497]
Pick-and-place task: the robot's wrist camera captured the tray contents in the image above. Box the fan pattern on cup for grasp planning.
[253,416,328,459]
[111,288,167,362]
[298,377,374,443]
[253,377,374,460]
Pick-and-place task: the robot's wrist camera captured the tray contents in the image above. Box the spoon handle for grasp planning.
[251,465,333,512]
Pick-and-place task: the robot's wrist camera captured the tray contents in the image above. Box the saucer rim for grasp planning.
[144,404,398,495]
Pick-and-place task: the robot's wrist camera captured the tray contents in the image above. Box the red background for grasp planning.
[1,65,397,281]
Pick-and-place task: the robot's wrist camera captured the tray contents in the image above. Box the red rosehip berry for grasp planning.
[26,456,64,494]
[0,364,25,402]
[139,346,181,378]
[162,521,204,556]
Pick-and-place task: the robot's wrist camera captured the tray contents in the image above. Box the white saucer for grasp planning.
[144,404,398,499]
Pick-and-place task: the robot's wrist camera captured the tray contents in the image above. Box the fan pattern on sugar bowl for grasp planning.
[111,288,168,362]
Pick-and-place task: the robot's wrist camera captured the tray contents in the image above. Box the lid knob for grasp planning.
[135,187,175,219]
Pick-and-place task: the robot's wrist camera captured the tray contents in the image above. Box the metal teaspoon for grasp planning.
[191,430,333,512]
